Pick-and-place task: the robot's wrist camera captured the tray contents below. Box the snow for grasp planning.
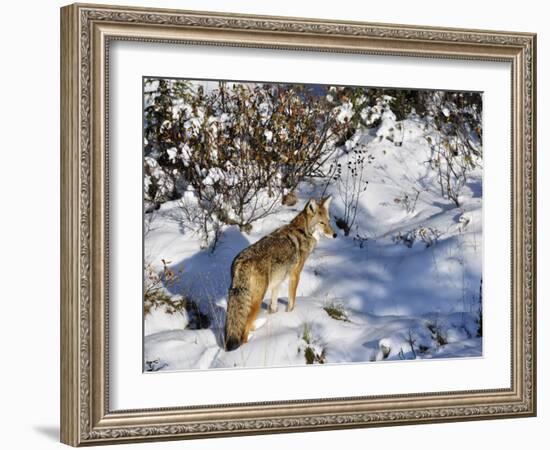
[258,101,272,119]
[180,144,192,166]
[143,117,482,372]
[166,147,178,163]
[335,101,354,123]
[202,167,224,186]
[145,302,189,337]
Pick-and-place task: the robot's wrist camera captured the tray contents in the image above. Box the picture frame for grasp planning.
[60,2,537,446]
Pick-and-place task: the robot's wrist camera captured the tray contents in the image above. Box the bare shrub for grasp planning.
[144,259,181,312]
[393,226,442,248]
[426,319,448,347]
[393,189,420,214]
[144,259,211,329]
[423,91,482,207]
[332,145,373,236]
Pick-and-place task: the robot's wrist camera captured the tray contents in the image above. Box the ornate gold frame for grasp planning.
[60,3,536,446]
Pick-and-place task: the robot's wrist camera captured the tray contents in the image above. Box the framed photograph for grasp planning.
[60,3,537,446]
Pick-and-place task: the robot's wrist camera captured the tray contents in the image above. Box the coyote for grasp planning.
[224,197,336,351]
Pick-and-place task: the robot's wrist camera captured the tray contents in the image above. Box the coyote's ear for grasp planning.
[305,199,318,215]
[321,196,332,209]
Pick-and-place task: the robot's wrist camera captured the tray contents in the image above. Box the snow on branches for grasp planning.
[144,80,360,244]
[143,79,482,246]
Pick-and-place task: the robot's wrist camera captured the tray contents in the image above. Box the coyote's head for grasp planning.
[304,196,337,240]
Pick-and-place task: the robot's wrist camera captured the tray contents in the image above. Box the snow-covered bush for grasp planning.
[299,323,327,364]
[144,79,195,209]
[144,78,482,245]
[322,300,349,322]
[423,91,482,207]
[360,94,403,145]
[144,157,175,211]
[171,188,224,250]
[144,80,361,243]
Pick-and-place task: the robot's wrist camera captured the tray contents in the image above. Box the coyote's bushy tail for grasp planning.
[224,272,252,351]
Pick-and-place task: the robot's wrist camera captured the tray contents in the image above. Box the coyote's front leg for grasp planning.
[287,260,305,312]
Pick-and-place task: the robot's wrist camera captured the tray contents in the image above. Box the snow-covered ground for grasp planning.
[143,117,483,371]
